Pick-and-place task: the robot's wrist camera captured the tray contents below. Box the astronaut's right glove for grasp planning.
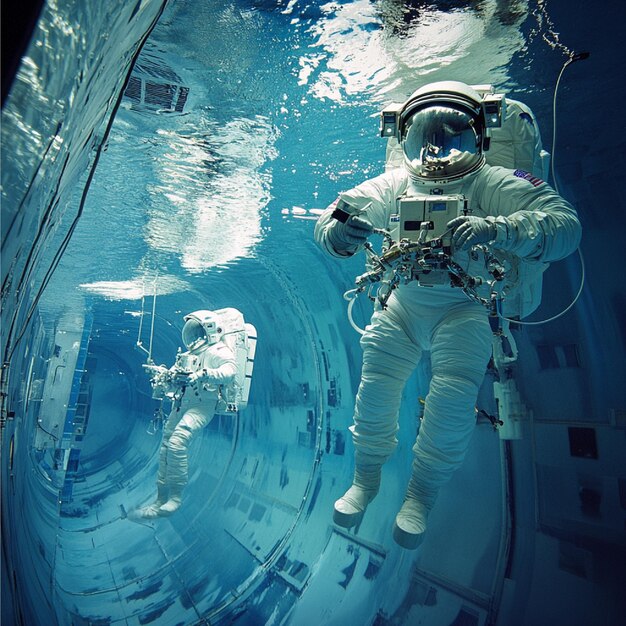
[327,214,374,255]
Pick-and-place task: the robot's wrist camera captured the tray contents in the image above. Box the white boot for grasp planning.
[158,483,184,516]
[333,464,381,528]
[393,465,435,550]
[135,504,163,519]
[158,496,182,516]
[132,482,168,519]
[393,498,431,549]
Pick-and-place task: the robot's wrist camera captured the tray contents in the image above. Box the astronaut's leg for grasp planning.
[334,308,422,527]
[393,305,492,548]
[159,406,213,515]
[135,408,181,519]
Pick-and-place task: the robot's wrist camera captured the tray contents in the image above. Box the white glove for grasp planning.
[327,214,374,254]
[188,370,206,385]
[448,216,497,251]
[189,368,224,386]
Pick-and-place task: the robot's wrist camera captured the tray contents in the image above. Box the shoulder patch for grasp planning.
[513,169,544,187]
[519,111,534,125]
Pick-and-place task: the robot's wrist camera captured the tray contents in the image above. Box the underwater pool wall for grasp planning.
[1,0,169,623]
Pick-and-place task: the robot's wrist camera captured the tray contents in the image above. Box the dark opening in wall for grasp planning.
[568,426,598,459]
[561,343,581,368]
[579,486,602,518]
[536,344,581,369]
[536,344,559,369]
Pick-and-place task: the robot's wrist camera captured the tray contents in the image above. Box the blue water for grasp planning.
[2,1,626,625]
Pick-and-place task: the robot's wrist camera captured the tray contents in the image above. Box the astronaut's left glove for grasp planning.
[447,216,498,251]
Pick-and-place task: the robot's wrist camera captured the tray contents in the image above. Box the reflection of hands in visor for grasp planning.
[186,338,207,351]
[448,215,497,251]
[328,214,374,254]
[182,318,207,350]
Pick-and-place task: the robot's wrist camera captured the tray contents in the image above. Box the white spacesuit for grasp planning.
[315,81,581,548]
[137,310,237,518]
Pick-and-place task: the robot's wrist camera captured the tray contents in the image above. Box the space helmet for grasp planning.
[398,81,487,183]
[181,310,223,351]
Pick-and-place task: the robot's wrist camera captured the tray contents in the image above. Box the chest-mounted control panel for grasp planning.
[391,194,469,247]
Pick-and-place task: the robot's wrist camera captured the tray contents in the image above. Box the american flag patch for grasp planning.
[513,169,544,187]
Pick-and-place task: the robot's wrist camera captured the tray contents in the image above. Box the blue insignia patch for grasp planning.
[513,169,544,187]
[519,112,534,125]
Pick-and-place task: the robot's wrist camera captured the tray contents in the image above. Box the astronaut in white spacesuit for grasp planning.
[137,310,237,518]
[314,81,581,548]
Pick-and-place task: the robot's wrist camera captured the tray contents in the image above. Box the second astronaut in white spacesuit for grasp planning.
[315,81,582,548]
[138,310,237,518]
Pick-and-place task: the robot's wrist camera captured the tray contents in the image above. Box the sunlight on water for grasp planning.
[146,115,276,271]
[300,0,528,104]
[79,274,190,300]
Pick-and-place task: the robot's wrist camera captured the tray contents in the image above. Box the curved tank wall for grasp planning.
[2,1,625,625]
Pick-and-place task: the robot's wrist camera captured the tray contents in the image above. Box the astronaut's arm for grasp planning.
[189,347,237,385]
[314,171,406,258]
[143,362,185,396]
[190,363,237,385]
[479,169,582,262]
[143,363,167,377]
[314,201,373,258]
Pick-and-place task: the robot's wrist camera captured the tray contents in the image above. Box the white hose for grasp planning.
[344,289,366,335]
[501,54,587,327]
[501,247,586,326]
